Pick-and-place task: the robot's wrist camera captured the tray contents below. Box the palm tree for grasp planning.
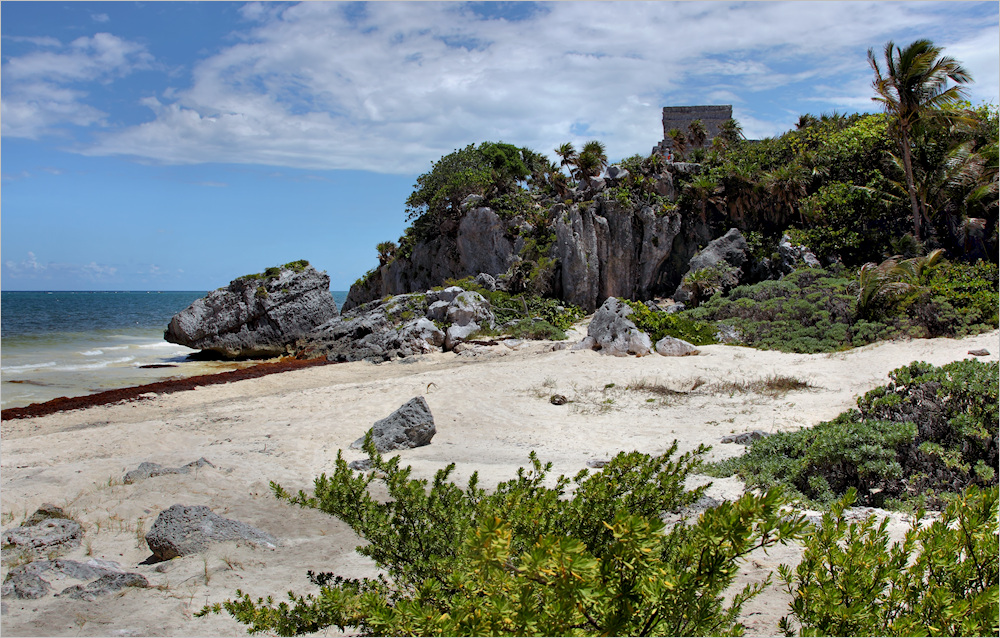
[762,163,808,226]
[868,39,972,241]
[572,151,603,182]
[581,140,608,172]
[687,119,708,149]
[667,128,688,160]
[555,143,577,173]
[717,119,745,148]
[682,174,722,223]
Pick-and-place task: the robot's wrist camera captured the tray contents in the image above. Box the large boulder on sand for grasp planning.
[351,396,436,452]
[164,262,338,359]
[584,297,652,357]
[144,505,278,562]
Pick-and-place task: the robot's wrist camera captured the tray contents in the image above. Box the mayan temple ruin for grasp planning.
[652,105,733,157]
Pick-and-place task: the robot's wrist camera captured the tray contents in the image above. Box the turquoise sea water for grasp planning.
[0,290,349,410]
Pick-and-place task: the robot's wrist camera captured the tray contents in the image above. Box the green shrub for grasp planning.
[505,318,566,341]
[680,262,740,307]
[200,442,808,636]
[779,485,999,637]
[623,300,719,345]
[688,268,856,353]
[709,360,999,509]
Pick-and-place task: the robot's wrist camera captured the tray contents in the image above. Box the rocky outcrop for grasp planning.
[554,197,689,312]
[144,505,278,562]
[298,287,495,362]
[350,396,436,452]
[344,207,521,312]
[164,263,338,359]
[673,228,750,302]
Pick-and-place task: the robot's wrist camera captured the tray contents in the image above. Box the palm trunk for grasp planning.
[899,128,923,241]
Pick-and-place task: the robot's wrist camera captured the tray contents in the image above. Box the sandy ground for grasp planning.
[2,325,997,636]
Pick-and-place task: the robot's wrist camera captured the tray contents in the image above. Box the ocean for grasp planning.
[0,290,349,410]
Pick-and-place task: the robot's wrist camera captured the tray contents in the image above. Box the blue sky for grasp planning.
[2,1,998,291]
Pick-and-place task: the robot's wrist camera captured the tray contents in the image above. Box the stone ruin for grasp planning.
[652,105,733,157]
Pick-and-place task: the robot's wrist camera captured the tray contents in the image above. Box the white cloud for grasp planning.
[1,33,153,138]
[3,252,118,282]
[91,13,110,23]
[10,2,996,171]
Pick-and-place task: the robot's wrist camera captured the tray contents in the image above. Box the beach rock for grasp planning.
[2,559,141,600]
[399,318,445,350]
[586,459,610,469]
[721,431,769,444]
[968,349,990,356]
[550,394,568,405]
[57,573,148,601]
[585,297,652,357]
[2,516,82,554]
[22,504,70,527]
[447,291,494,328]
[348,459,373,471]
[350,397,436,453]
[444,322,481,351]
[144,505,278,562]
[164,263,338,359]
[655,336,700,357]
[123,458,214,485]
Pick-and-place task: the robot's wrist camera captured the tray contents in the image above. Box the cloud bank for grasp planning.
[3,1,996,173]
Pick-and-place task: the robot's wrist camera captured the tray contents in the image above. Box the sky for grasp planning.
[2,1,998,292]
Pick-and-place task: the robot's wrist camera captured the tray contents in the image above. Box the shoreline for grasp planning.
[0,356,333,421]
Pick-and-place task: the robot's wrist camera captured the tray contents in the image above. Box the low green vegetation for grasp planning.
[780,486,998,637]
[622,300,718,345]
[709,359,999,509]
[683,259,998,353]
[240,260,311,282]
[200,443,810,636]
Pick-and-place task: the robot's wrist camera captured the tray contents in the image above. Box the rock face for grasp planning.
[673,228,750,301]
[164,264,338,359]
[350,396,436,452]
[344,207,521,312]
[346,184,712,314]
[144,505,278,562]
[583,297,652,357]
[553,198,689,313]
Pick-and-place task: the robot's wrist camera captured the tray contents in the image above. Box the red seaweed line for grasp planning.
[1,357,332,421]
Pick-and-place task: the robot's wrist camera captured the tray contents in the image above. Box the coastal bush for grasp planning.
[709,360,999,509]
[686,268,857,353]
[779,485,999,637]
[685,261,997,353]
[200,442,808,636]
[622,300,718,346]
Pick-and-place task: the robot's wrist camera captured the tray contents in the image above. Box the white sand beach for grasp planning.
[2,326,997,636]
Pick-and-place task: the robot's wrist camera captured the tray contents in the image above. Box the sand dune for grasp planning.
[2,327,997,636]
